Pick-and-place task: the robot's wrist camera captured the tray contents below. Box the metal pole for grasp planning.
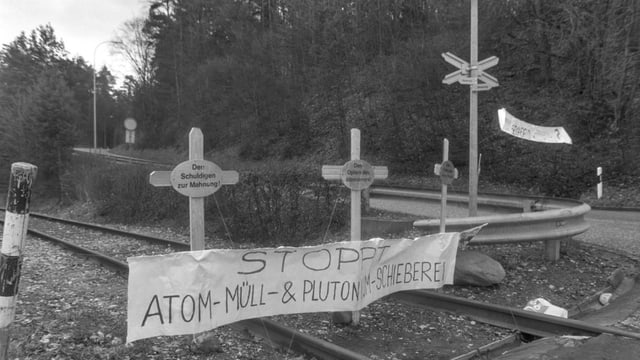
[93,66,97,151]
[468,0,479,216]
[93,41,111,152]
[0,163,37,359]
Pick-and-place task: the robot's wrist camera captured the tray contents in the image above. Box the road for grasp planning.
[370,198,639,257]
[577,209,640,257]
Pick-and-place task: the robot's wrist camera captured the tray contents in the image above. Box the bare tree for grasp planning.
[112,17,155,87]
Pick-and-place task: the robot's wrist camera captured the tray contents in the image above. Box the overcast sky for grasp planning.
[0,0,148,80]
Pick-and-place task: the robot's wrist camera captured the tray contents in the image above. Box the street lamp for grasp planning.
[93,40,113,151]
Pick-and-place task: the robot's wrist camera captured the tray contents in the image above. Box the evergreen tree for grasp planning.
[23,69,79,197]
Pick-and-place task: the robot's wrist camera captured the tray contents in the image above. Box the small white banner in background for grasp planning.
[126,233,461,342]
[498,108,572,144]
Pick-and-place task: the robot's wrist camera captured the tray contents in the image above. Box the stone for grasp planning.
[607,268,625,288]
[192,332,223,354]
[331,311,359,325]
[454,250,505,286]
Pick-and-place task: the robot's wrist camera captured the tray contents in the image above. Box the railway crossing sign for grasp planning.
[442,52,499,91]
[149,128,239,250]
[321,128,388,324]
[440,0,494,216]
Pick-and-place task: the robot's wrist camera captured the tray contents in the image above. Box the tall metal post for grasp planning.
[93,41,111,151]
[468,0,479,216]
[441,0,498,216]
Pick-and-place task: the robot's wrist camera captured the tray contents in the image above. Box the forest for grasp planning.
[0,0,639,199]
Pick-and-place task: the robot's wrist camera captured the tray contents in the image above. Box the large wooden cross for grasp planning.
[321,128,388,324]
[433,138,458,233]
[149,128,239,251]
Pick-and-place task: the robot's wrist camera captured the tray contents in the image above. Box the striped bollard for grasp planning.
[597,167,603,199]
[0,163,37,359]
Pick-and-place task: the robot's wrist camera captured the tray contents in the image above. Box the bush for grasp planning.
[211,164,348,246]
[67,156,348,246]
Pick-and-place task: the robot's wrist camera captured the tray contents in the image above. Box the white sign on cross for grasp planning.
[149,128,239,251]
[321,128,388,324]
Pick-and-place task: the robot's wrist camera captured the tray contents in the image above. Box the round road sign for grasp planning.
[340,159,374,191]
[124,118,137,131]
[439,160,456,185]
[170,159,223,197]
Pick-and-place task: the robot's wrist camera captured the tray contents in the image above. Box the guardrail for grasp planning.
[73,148,172,168]
[369,186,591,260]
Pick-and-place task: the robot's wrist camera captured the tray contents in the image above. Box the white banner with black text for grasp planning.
[498,108,572,144]
[127,232,461,342]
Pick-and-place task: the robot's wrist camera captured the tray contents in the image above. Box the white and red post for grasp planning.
[0,162,37,359]
[597,167,603,199]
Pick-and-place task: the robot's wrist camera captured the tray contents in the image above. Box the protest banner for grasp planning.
[127,232,461,342]
[498,108,572,144]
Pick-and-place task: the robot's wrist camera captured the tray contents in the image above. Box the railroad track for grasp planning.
[3,210,639,359]
[0,211,371,359]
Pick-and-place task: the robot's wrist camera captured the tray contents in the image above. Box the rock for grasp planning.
[606,268,625,288]
[599,292,612,306]
[454,250,505,286]
[331,311,357,325]
[192,332,223,353]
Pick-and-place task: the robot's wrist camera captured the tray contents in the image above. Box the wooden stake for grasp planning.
[188,128,205,251]
[440,139,450,233]
[350,129,362,243]
[434,139,458,233]
[0,162,37,360]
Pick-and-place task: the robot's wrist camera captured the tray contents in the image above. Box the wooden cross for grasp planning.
[433,138,458,233]
[321,128,388,324]
[149,128,239,251]
[322,128,388,242]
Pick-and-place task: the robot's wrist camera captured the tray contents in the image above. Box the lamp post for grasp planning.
[93,41,112,151]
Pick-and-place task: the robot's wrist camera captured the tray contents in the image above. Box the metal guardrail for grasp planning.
[73,148,172,168]
[369,186,591,260]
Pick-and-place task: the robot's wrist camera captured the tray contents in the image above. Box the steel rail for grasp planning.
[26,225,130,275]
[0,215,369,360]
[393,290,640,340]
[26,211,190,249]
[73,148,172,168]
[369,186,591,259]
[5,207,638,358]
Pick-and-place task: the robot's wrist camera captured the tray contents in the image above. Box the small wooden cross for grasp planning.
[433,138,458,233]
[321,128,388,324]
[149,128,239,251]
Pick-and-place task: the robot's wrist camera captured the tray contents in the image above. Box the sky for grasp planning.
[0,0,148,81]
